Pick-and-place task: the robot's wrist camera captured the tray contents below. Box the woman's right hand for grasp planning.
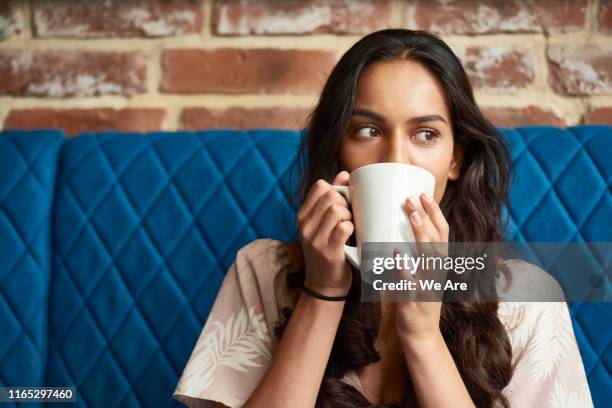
[297,171,354,298]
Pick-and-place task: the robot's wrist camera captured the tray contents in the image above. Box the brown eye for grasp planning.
[414,129,439,143]
[355,126,379,138]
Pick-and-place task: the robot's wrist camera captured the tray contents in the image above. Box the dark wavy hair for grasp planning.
[275,29,514,407]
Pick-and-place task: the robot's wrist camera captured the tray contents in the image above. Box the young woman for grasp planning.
[173,29,592,408]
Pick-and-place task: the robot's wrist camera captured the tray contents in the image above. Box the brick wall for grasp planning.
[0,0,610,136]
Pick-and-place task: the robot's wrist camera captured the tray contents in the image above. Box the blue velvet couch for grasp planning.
[0,126,610,407]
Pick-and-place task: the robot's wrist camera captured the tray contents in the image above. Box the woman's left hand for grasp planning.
[395,192,449,345]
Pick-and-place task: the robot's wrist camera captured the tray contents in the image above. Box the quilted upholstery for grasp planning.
[502,126,612,408]
[0,126,609,407]
[46,131,300,407]
[0,130,64,408]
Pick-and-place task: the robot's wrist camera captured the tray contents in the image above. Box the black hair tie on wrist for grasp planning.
[301,284,349,301]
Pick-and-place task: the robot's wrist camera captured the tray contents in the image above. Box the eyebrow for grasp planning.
[352,108,448,126]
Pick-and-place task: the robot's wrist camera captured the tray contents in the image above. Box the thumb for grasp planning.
[332,170,350,186]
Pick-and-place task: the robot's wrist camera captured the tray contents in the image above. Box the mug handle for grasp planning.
[331,185,360,269]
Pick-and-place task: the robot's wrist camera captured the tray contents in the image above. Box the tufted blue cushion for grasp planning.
[504,126,611,243]
[0,130,65,408]
[0,126,609,407]
[46,131,300,407]
[502,126,612,408]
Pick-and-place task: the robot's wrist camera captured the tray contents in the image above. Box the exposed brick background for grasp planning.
[0,49,148,97]
[161,48,336,93]
[0,0,610,136]
[4,108,166,136]
[32,0,204,38]
[599,0,612,34]
[181,107,310,129]
[547,44,612,95]
[213,0,392,35]
[482,106,566,128]
[405,0,588,34]
[0,1,22,39]
[455,47,536,91]
[584,106,612,124]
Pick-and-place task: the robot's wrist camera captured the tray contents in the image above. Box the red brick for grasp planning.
[4,108,166,136]
[0,49,147,97]
[405,0,587,35]
[599,0,612,34]
[180,107,310,130]
[0,0,22,38]
[161,48,336,94]
[455,47,535,90]
[583,107,612,125]
[547,44,612,95]
[32,0,203,38]
[482,106,566,127]
[213,0,391,35]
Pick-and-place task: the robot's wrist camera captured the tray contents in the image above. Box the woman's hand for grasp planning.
[297,171,354,297]
[395,192,449,344]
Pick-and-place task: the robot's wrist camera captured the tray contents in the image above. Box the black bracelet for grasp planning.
[301,284,349,301]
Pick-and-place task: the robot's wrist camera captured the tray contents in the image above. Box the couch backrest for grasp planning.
[0,130,64,408]
[46,131,300,407]
[504,126,611,242]
[0,126,610,407]
[502,127,612,408]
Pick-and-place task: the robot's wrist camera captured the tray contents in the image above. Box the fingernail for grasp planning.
[406,196,418,209]
[410,211,422,226]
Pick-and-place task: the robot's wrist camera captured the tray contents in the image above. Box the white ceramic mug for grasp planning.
[332,163,436,269]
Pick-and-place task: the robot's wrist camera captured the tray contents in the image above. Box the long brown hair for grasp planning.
[275,29,514,407]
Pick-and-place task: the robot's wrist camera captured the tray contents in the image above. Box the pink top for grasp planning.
[173,239,593,407]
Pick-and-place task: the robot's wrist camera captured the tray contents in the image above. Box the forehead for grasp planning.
[354,60,450,121]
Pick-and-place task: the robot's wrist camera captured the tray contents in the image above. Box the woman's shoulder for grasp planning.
[173,238,298,408]
[495,257,566,302]
[496,259,565,330]
[233,238,301,285]
[495,259,578,370]
[233,238,303,321]
[234,238,299,269]
[234,238,286,262]
[495,259,591,406]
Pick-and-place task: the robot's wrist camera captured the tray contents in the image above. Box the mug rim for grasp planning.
[350,162,435,181]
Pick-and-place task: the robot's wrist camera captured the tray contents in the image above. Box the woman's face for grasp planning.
[338,60,462,203]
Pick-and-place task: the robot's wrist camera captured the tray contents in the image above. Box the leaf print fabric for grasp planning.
[173,239,284,408]
[527,302,575,382]
[179,305,272,393]
[173,239,594,408]
[496,260,593,407]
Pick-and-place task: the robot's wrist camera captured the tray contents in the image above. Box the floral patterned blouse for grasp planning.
[173,239,593,408]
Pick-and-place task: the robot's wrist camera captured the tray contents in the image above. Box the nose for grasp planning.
[383,130,410,164]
